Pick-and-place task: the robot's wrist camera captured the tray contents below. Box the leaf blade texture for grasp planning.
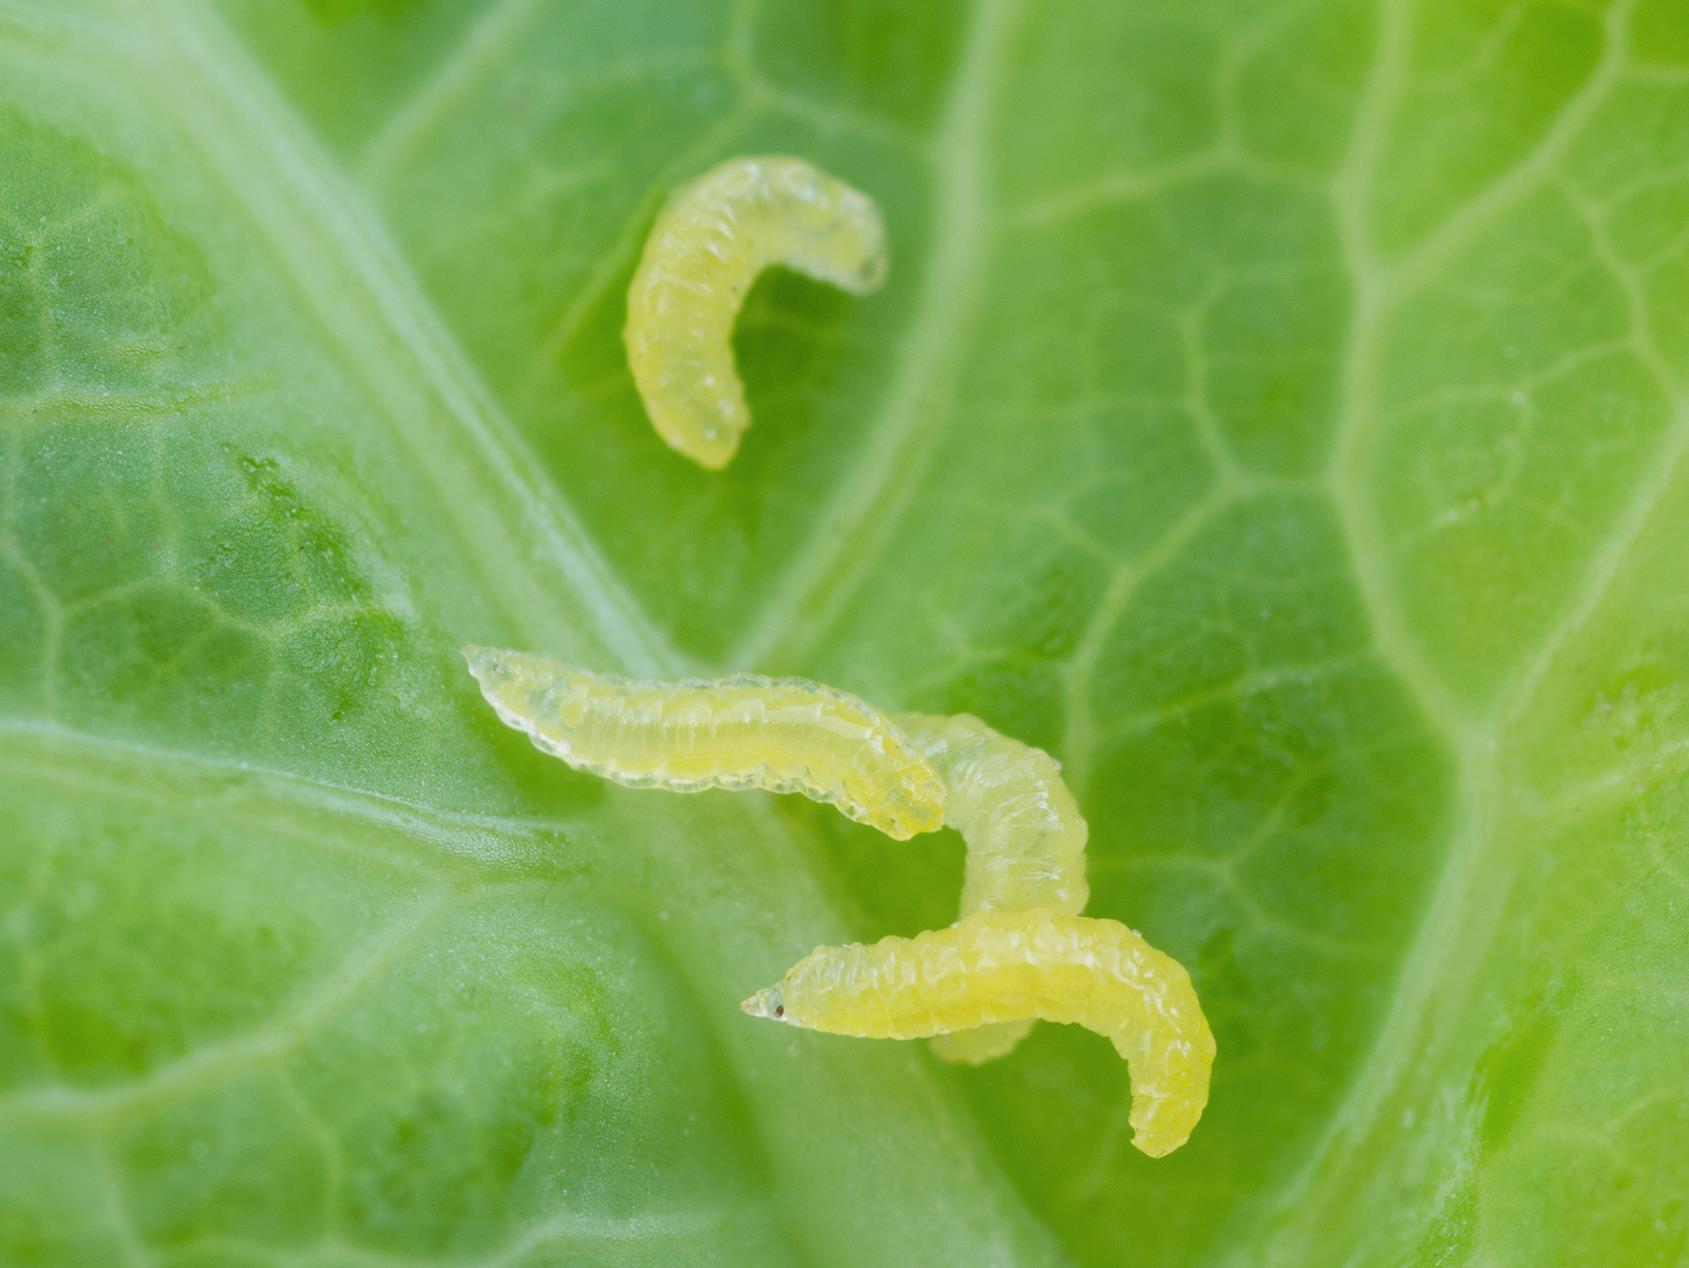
[1,0,1685,1263]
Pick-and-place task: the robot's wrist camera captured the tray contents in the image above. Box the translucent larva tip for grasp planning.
[458,643,502,679]
[651,415,739,469]
[740,985,786,1022]
[674,427,739,470]
[1129,1123,1190,1160]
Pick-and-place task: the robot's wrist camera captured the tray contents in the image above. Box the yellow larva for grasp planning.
[895,713,1089,1064]
[462,646,943,839]
[742,909,1214,1158]
[623,155,888,469]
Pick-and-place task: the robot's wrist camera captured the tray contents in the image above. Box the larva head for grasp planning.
[741,948,838,1031]
[739,984,788,1023]
[460,643,503,679]
[461,643,527,703]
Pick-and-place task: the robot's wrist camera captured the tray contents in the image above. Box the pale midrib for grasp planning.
[0,718,577,876]
[726,0,1021,671]
[134,0,676,675]
[1259,0,1658,1256]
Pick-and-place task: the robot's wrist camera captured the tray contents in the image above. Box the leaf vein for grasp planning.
[729,0,1024,670]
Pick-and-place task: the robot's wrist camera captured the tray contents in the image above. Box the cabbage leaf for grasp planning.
[2,1,1686,1263]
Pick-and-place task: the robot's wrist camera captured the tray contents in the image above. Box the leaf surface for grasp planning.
[2,1,1686,1264]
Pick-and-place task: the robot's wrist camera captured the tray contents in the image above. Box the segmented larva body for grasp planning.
[895,713,1089,1064]
[462,646,943,839]
[624,156,888,469]
[742,909,1214,1158]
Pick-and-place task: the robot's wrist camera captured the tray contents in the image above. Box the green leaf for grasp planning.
[2,0,1685,1263]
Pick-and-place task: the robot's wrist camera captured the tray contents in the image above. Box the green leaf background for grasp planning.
[3,0,1686,1263]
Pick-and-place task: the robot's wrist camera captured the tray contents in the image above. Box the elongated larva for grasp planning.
[893,714,1090,1063]
[462,646,943,839]
[623,155,888,468]
[742,909,1214,1158]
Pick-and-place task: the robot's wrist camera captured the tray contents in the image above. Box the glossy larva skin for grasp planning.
[462,646,943,839]
[743,909,1214,1158]
[895,713,1089,1063]
[624,156,888,468]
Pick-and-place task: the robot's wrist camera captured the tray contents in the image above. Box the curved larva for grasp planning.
[623,155,888,469]
[893,714,1090,1064]
[462,645,943,839]
[742,909,1214,1159]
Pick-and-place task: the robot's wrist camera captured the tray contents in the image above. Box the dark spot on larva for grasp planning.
[773,1004,784,1018]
